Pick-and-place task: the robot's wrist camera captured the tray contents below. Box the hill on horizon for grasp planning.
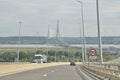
[0,36,119,44]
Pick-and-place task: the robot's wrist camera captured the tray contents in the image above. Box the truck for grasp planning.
[34,54,47,63]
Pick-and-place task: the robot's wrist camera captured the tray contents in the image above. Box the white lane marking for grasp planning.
[42,70,55,77]
[51,70,54,72]
[43,74,47,77]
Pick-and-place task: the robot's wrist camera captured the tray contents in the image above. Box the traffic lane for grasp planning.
[0,65,83,80]
[0,65,62,80]
[41,65,83,80]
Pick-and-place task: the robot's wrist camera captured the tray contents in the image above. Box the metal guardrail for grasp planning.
[77,65,102,80]
[83,62,120,80]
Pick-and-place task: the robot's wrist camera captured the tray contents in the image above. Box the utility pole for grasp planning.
[96,0,103,63]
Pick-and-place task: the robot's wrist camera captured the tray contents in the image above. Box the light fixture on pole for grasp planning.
[96,0,103,63]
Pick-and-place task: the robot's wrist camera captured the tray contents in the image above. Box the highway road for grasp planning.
[0,65,84,80]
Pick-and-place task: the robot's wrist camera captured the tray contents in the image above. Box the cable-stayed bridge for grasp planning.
[46,20,70,48]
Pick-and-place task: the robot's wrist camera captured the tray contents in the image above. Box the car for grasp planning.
[70,61,76,66]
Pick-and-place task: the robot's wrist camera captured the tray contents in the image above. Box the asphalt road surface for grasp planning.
[0,65,84,80]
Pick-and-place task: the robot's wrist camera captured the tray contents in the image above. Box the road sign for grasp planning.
[89,48,97,56]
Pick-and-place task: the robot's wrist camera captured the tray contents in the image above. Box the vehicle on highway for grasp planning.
[34,54,47,63]
[70,61,76,66]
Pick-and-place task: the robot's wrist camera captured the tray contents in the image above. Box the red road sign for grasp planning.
[89,48,97,56]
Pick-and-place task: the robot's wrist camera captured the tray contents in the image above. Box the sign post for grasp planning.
[88,48,97,62]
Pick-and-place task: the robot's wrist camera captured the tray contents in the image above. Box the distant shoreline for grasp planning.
[0,36,119,44]
[0,44,119,48]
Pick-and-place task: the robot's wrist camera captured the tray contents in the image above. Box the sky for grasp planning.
[0,0,120,37]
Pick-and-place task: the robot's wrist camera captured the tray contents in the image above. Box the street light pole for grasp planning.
[67,47,70,62]
[55,51,57,62]
[79,24,84,62]
[47,25,50,61]
[36,32,39,54]
[47,25,50,45]
[17,21,22,63]
[77,1,86,62]
[96,0,103,63]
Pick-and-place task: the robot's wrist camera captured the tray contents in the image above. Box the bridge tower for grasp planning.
[56,20,60,40]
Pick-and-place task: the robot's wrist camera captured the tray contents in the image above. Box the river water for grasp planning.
[0,44,119,48]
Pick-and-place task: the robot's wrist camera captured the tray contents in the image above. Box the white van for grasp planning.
[34,54,47,63]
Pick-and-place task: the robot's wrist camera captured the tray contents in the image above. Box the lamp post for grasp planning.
[17,21,22,63]
[36,32,39,54]
[96,0,103,63]
[77,0,86,62]
[79,23,84,63]
[67,47,70,62]
[47,25,50,45]
[47,25,50,61]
